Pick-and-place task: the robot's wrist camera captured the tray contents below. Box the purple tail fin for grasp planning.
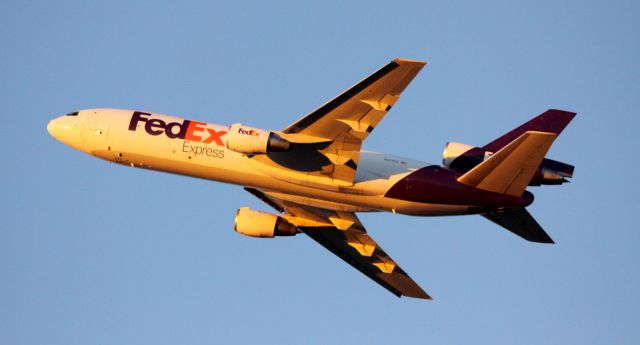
[483,109,576,152]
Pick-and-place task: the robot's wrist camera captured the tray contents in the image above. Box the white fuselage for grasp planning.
[47,109,472,216]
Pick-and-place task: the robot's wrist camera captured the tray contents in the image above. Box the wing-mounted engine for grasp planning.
[442,141,573,185]
[226,123,290,154]
[234,207,297,238]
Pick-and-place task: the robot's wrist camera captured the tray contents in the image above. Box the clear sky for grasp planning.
[2,0,639,344]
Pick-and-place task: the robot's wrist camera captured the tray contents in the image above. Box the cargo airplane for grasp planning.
[47,59,575,299]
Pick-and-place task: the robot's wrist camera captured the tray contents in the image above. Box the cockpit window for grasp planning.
[66,111,79,116]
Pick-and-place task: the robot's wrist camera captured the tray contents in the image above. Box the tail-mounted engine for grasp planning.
[442,142,478,168]
[234,207,297,238]
[226,123,290,154]
[442,141,573,185]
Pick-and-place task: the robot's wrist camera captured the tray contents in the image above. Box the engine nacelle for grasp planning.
[529,162,574,185]
[234,207,297,238]
[442,141,477,167]
[226,123,290,154]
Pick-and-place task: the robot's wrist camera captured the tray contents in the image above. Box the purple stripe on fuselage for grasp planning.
[385,166,534,208]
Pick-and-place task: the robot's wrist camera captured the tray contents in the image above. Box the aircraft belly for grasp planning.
[97,149,471,216]
[387,201,472,216]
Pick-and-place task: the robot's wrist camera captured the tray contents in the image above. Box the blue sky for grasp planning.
[1,0,639,344]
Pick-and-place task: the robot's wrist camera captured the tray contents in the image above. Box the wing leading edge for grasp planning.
[282,58,426,138]
[245,188,431,300]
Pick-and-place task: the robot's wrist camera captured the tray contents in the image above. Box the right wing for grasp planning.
[261,59,426,186]
[245,188,431,299]
[282,58,426,139]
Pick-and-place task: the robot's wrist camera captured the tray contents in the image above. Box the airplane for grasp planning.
[47,58,575,300]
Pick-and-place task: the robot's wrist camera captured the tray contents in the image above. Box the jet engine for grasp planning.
[442,142,477,168]
[234,207,297,238]
[442,141,573,185]
[226,123,290,154]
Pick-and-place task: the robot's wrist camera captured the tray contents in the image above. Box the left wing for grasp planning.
[245,188,431,299]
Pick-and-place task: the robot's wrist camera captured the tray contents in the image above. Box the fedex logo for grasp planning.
[128,111,226,146]
[238,127,259,136]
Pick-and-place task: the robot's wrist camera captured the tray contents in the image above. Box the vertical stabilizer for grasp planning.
[483,109,575,152]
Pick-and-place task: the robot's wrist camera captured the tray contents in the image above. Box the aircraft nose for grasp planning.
[46,119,56,136]
[47,115,80,147]
[47,118,64,140]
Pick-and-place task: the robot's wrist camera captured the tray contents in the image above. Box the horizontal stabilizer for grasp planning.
[458,131,557,196]
[482,208,554,243]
